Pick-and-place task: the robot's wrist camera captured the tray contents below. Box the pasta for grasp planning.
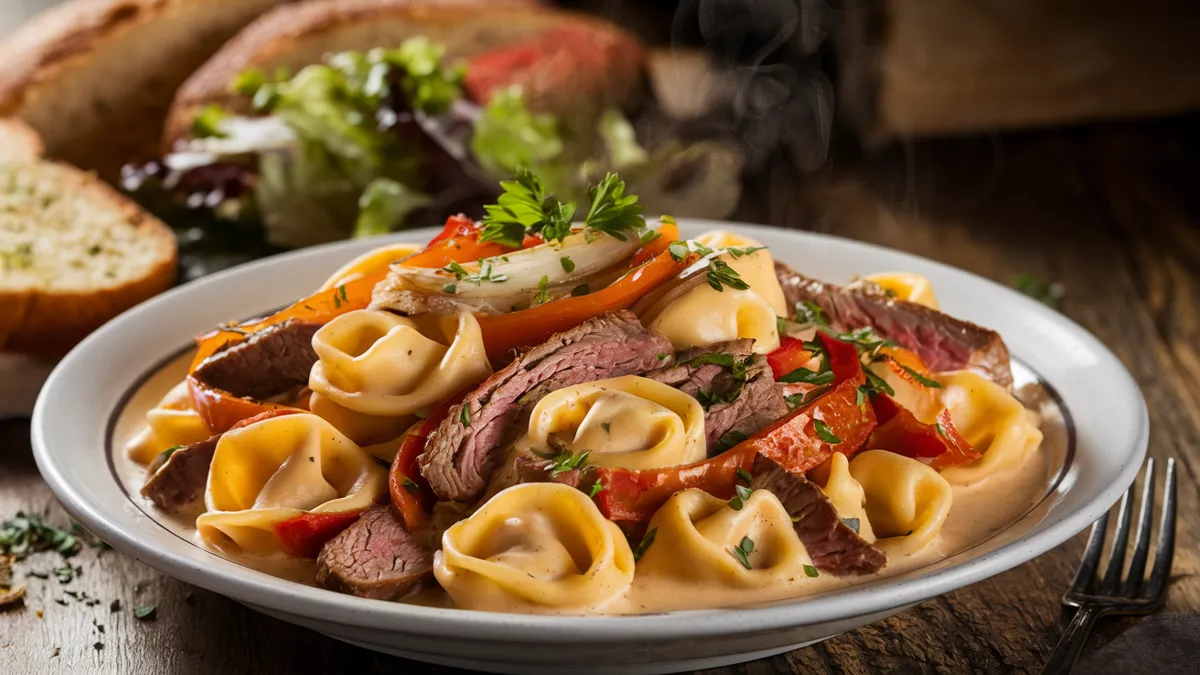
[123,188,1051,615]
[849,450,953,557]
[936,372,1044,486]
[808,453,876,543]
[523,376,706,470]
[309,310,491,417]
[434,483,635,612]
[196,413,387,556]
[636,489,814,588]
[125,381,211,465]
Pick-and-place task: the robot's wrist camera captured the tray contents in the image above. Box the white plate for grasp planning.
[32,222,1148,674]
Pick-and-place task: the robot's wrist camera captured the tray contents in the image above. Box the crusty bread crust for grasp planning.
[164,0,644,147]
[0,163,177,356]
[0,0,294,178]
[0,118,44,162]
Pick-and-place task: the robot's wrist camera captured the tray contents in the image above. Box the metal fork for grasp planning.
[1039,457,1178,675]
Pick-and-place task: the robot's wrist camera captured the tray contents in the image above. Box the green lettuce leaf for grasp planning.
[354,178,432,238]
[471,87,564,179]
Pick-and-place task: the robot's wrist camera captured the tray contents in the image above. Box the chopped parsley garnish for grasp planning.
[134,604,157,620]
[601,422,611,434]
[640,229,662,245]
[778,367,835,386]
[656,353,669,361]
[534,275,551,305]
[667,240,690,262]
[0,512,79,560]
[841,517,861,534]
[814,419,841,444]
[715,430,750,453]
[633,527,657,562]
[160,445,185,461]
[442,283,457,294]
[729,536,755,570]
[803,564,820,578]
[582,172,645,241]
[893,360,943,388]
[401,477,421,493]
[794,301,829,326]
[190,104,228,139]
[706,258,749,292]
[548,450,590,476]
[588,480,605,498]
[726,246,767,258]
[855,387,867,406]
[683,352,750,380]
[459,404,471,427]
[479,168,575,247]
[863,369,895,397]
[736,468,754,484]
[444,260,507,285]
[935,421,947,437]
[559,256,575,273]
[785,386,830,409]
[727,483,753,511]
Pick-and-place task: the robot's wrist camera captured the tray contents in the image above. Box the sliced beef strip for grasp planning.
[774,262,1013,387]
[645,340,789,452]
[751,457,886,576]
[190,319,321,401]
[140,435,220,512]
[419,310,673,502]
[512,453,585,489]
[315,505,433,601]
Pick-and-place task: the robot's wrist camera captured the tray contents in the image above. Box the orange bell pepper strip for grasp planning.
[628,221,679,266]
[274,509,366,559]
[388,391,466,530]
[189,269,387,372]
[591,445,757,523]
[766,336,813,380]
[476,248,692,362]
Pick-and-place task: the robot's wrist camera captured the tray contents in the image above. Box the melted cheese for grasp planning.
[523,376,706,470]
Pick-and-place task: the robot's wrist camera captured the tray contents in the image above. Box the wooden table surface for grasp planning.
[3,116,1199,674]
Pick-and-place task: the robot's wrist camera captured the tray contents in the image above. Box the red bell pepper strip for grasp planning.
[766,336,813,380]
[819,332,864,385]
[274,510,365,559]
[388,391,467,530]
[592,367,876,524]
[866,394,946,459]
[592,445,757,523]
[187,375,302,434]
[476,249,693,362]
[930,409,984,470]
[403,215,519,269]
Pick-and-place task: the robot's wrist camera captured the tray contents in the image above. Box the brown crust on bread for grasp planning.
[0,0,293,177]
[0,163,176,356]
[164,0,643,148]
[0,118,44,163]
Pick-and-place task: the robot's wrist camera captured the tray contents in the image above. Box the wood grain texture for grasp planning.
[4,116,1200,674]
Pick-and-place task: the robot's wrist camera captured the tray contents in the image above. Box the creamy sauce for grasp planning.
[113,351,1065,614]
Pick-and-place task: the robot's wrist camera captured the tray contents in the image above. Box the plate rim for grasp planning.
[32,220,1149,644]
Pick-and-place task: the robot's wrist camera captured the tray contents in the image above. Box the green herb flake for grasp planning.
[935,421,947,437]
[855,387,868,406]
[729,536,755,570]
[133,604,157,621]
[706,259,749,292]
[442,283,457,294]
[715,430,749,453]
[587,480,605,498]
[190,104,229,139]
[893,360,943,388]
[794,301,829,326]
[401,477,421,494]
[814,419,842,444]
[841,517,861,534]
[656,353,669,361]
[459,404,471,427]
[559,256,575,273]
[736,468,754,484]
[727,484,753,511]
[601,422,611,435]
[548,450,590,477]
[803,564,820,578]
[639,229,662,245]
[534,275,551,305]
[778,367,836,386]
[0,512,79,560]
[667,241,690,262]
[633,528,658,562]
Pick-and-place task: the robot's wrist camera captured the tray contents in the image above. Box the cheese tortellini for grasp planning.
[849,450,953,557]
[636,489,815,593]
[434,483,635,613]
[319,242,421,291]
[650,231,787,355]
[809,452,876,543]
[936,372,1044,485]
[309,310,491,417]
[524,376,706,470]
[125,380,211,465]
[197,413,387,556]
[861,272,939,310]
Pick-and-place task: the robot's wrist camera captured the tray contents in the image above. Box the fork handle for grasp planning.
[1039,604,1104,675]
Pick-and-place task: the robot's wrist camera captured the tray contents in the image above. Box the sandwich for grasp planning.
[126,0,744,259]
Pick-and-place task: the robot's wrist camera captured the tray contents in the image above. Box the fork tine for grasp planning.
[1068,508,1109,596]
[1122,459,1157,596]
[1098,484,1135,594]
[1146,458,1178,600]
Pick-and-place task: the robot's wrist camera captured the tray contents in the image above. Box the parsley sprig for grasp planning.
[729,536,755,570]
[0,512,80,560]
[547,450,591,476]
[478,169,646,246]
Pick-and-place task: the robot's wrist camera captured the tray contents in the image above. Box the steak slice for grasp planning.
[420,310,673,502]
[774,262,1013,387]
[751,458,886,576]
[141,435,219,512]
[191,319,320,401]
[645,340,788,452]
[315,505,433,601]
